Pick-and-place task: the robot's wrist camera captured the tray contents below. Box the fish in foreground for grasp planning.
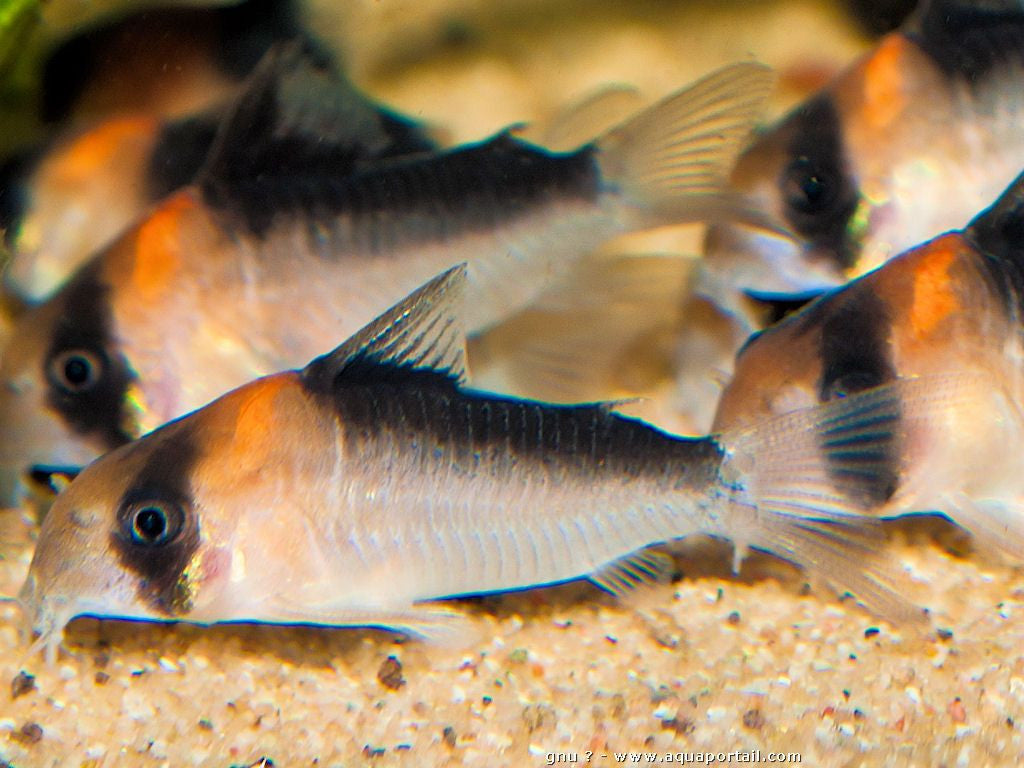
[0,51,774,505]
[672,0,1024,431]
[1,38,437,302]
[713,168,1024,561]
[18,264,922,661]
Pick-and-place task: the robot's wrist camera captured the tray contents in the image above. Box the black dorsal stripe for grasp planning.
[110,420,201,616]
[778,95,861,271]
[206,128,600,240]
[44,262,136,450]
[39,0,300,124]
[305,357,722,489]
[906,0,1024,84]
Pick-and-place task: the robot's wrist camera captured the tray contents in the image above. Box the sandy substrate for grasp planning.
[3,517,1024,766]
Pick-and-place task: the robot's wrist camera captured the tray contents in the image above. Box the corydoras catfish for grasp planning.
[1,40,437,302]
[18,265,919,662]
[714,169,1024,562]
[673,0,1024,431]
[705,0,1024,303]
[0,54,774,505]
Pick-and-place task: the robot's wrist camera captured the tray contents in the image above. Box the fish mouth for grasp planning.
[26,464,82,496]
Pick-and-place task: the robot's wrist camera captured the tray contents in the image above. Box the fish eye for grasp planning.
[782,157,835,216]
[47,349,104,394]
[124,499,184,547]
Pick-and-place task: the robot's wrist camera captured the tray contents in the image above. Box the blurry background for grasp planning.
[0,0,916,157]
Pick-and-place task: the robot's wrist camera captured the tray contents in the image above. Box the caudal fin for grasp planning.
[718,381,924,623]
[595,62,774,225]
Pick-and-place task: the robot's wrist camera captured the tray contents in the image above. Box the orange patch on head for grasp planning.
[861,35,910,131]
[223,374,299,468]
[907,235,962,338]
[128,192,198,301]
[55,117,157,181]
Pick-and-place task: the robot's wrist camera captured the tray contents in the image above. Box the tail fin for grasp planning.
[719,380,924,623]
[595,62,773,225]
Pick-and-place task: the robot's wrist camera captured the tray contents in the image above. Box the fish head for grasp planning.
[0,253,147,506]
[712,228,996,435]
[4,117,159,301]
[19,415,210,659]
[711,300,825,434]
[19,371,329,656]
[703,32,964,307]
[0,187,233,507]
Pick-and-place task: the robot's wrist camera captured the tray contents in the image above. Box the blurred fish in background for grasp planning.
[0,0,879,442]
[0,0,311,301]
[670,0,1024,433]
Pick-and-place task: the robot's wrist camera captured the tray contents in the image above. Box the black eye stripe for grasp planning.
[43,262,137,449]
[783,157,837,216]
[778,95,861,271]
[110,420,201,617]
[814,288,900,507]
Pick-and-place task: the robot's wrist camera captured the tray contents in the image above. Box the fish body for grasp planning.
[0,58,774,505]
[2,39,438,301]
[713,168,1024,559]
[20,266,914,660]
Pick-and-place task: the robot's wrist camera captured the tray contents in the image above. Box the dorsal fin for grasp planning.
[966,170,1024,264]
[198,38,437,233]
[301,265,468,393]
[904,0,1024,82]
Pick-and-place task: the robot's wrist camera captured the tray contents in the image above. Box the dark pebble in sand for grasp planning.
[442,725,457,748]
[11,670,36,699]
[742,708,766,729]
[94,671,110,685]
[377,655,406,690]
[661,716,695,736]
[13,722,43,745]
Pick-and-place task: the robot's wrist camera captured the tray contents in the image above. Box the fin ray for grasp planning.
[595,62,773,222]
[590,549,674,597]
[302,264,468,390]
